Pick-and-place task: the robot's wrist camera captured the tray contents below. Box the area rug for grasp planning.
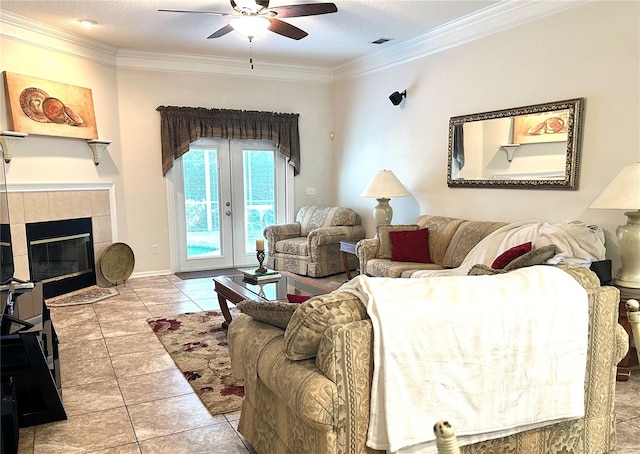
[175,268,238,280]
[45,285,119,307]
[148,310,244,416]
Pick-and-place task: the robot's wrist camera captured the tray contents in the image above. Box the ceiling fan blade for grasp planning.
[158,9,228,16]
[268,3,337,18]
[207,24,235,39]
[267,18,308,40]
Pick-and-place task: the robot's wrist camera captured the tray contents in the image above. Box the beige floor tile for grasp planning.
[138,424,249,454]
[86,443,142,454]
[17,426,34,454]
[104,331,166,356]
[194,299,222,311]
[127,393,224,441]
[137,293,193,306]
[61,378,125,416]
[60,356,116,388]
[99,318,154,337]
[145,301,203,317]
[54,318,104,342]
[95,305,153,324]
[110,349,177,378]
[224,410,241,422]
[58,337,109,362]
[33,407,136,454]
[179,288,217,301]
[118,368,194,405]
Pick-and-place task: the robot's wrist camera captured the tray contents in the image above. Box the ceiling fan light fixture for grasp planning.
[230,16,270,38]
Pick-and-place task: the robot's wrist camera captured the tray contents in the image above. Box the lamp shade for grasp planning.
[589,162,640,210]
[360,170,410,199]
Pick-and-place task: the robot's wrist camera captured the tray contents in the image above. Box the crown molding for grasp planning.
[0,10,118,66]
[116,50,333,84]
[1,1,586,82]
[333,0,587,80]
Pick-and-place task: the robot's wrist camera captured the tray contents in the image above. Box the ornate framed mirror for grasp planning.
[447,98,584,189]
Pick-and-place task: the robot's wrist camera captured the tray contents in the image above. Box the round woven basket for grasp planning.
[100,242,135,285]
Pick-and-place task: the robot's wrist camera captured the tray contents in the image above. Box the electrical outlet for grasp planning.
[152,244,158,254]
[306,187,316,195]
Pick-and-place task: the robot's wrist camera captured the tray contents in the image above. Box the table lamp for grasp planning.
[589,162,640,288]
[360,170,410,225]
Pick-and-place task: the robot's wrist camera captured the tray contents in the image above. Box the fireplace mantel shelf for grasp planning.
[0,131,111,165]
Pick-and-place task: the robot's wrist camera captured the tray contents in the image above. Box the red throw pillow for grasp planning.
[491,242,533,269]
[287,293,312,304]
[389,228,432,263]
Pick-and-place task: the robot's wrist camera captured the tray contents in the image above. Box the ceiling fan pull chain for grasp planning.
[249,37,255,70]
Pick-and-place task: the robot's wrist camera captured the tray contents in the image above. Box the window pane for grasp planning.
[183,149,221,258]
[244,149,275,253]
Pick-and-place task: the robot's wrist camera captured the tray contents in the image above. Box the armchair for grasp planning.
[263,206,365,277]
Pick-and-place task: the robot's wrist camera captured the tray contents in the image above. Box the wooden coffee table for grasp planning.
[213,271,332,328]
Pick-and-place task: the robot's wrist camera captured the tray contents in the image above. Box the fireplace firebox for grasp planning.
[26,218,96,299]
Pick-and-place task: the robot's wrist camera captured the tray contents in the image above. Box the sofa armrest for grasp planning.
[316,320,384,454]
[263,222,302,253]
[308,225,365,247]
[356,238,380,277]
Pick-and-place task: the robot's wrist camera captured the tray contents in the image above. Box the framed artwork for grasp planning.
[512,109,569,144]
[3,71,98,140]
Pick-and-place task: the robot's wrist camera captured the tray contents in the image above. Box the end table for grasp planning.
[339,241,358,280]
[616,285,640,381]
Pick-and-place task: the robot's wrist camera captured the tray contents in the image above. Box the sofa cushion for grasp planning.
[275,237,308,255]
[441,220,507,268]
[492,242,533,269]
[390,228,431,263]
[365,259,444,278]
[468,264,506,275]
[376,224,419,259]
[236,300,299,329]
[284,292,368,360]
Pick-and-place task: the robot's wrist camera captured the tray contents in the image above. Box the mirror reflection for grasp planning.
[447,98,584,189]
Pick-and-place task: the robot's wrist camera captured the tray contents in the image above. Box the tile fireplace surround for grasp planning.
[6,184,115,288]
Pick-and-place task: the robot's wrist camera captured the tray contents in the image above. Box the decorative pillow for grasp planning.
[389,228,432,263]
[235,300,299,329]
[287,293,312,304]
[503,244,557,271]
[285,292,368,360]
[376,224,419,259]
[468,264,507,275]
[491,242,532,269]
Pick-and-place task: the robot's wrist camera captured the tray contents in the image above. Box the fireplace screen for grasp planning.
[26,218,96,298]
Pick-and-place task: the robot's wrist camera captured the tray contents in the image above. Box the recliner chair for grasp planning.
[263,206,365,277]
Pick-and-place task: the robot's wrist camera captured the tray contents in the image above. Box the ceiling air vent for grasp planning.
[370,38,393,45]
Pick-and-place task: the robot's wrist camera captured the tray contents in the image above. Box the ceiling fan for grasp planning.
[159,0,338,41]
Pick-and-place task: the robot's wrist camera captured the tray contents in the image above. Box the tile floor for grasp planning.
[13,273,640,453]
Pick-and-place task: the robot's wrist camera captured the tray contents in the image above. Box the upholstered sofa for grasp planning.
[264,206,365,278]
[228,266,629,454]
[356,215,507,278]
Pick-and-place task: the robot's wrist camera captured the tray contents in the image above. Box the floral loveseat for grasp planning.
[228,266,628,454]
[264,206,365,278]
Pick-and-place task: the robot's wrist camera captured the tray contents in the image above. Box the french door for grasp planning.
[170,138,289,272]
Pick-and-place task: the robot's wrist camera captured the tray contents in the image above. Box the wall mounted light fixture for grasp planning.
[389,90,406,106]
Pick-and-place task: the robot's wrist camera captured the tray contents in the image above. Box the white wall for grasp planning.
[333,1,639,272]
[1,34,334,276]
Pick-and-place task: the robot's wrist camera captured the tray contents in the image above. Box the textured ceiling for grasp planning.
[0,0,502,67]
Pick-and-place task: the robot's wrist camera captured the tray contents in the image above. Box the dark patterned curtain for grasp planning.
[157,106,300,176]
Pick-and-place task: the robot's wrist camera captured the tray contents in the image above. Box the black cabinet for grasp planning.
[1,282,66,435]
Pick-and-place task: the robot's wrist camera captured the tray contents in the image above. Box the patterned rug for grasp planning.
[148,310,244,416]
[45,285,119,307]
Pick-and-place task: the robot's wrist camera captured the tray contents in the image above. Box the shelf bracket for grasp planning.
[86,139,111,165]
[0,131,28,163]
[501,144,520,162]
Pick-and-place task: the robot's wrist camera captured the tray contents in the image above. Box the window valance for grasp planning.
[157,106,300,176]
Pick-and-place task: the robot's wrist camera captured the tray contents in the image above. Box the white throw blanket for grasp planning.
[339,267,589,453]
[411,220,605,278]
